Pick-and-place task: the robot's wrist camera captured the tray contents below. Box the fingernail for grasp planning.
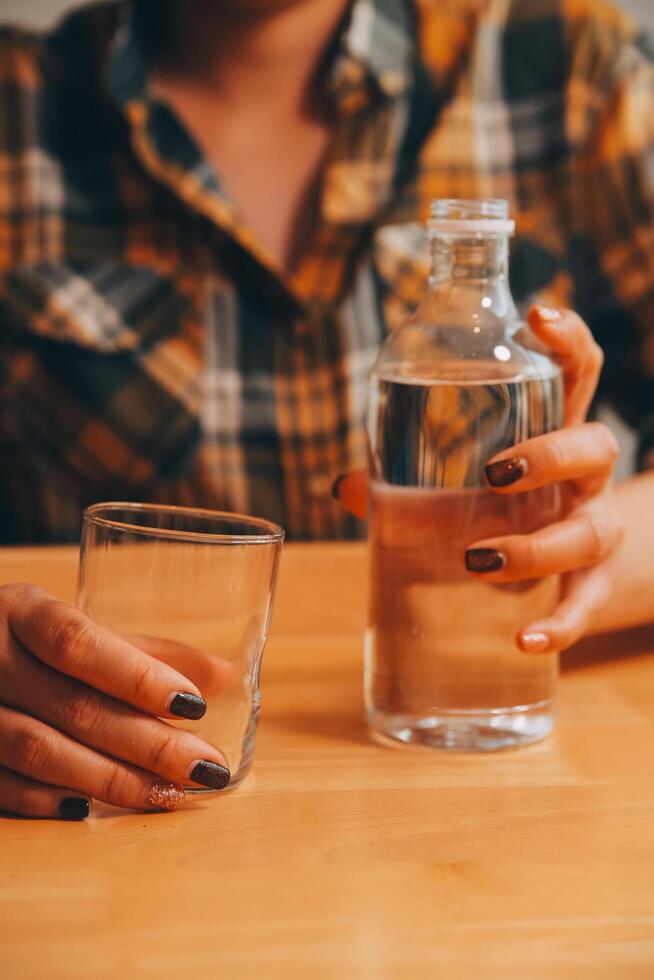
[331,474,346,501]
[169,692,207,720]
[485,456,527,487]
[535,305,562,323]
[190,760,231,790]
[147,782,185,811]
[520,632,551,653]
[58,797,90,821]
[465,548,506,573]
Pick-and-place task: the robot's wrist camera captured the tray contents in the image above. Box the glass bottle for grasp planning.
[366,199,563,751]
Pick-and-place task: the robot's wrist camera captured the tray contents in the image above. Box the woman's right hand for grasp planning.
[0,585,230,820]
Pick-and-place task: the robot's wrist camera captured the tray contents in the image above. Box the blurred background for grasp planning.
[0,0,650,480]
[0,0,653,31]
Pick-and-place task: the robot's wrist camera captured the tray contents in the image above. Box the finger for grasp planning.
[527,306,604,426]
[516,562,614,653]
[125,634,233,698]
[0,705,187,812]
[465,510,622,582]
[484,423,618,496]
[3,586,208,720]
[0,765,90,821]
[332,469,369,519]
[3,643,230,791]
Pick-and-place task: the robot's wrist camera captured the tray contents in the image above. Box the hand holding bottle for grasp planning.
[464,304,621,653]
[334,304,621,654]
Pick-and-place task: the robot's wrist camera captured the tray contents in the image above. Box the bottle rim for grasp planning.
[428,218,516,236]
[429,198,515,236]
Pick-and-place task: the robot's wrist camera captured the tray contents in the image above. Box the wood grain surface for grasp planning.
[1,544,653,979]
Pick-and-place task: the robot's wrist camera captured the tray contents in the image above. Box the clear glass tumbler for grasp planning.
[77,503,284,790]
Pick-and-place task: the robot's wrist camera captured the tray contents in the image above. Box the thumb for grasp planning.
[332,469,369,519]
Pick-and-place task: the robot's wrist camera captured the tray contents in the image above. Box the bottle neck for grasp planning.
[428,233,518,326]
[430,234,510,285]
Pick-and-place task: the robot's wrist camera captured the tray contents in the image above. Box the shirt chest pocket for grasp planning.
[371,222,431,332]
[0,262,203,490]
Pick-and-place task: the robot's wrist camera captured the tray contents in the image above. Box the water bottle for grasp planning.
[366,199,563,751]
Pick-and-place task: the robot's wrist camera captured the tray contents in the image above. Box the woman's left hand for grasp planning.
[334,305,623,653]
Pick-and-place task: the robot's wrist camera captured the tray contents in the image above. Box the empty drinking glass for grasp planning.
[77,503,284,790]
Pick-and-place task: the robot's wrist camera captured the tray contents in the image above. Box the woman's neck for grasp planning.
[152,0,351,116]
[146,0,352,270]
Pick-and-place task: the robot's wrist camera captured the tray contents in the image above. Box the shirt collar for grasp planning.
[103,0,419,297]
[106,4,225,203]
[330,0,415,106]
[106,3,147,110]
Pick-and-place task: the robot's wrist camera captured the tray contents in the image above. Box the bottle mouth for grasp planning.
[429,198,515,237]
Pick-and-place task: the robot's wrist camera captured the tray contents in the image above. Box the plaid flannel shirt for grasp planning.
[0,0,653,543]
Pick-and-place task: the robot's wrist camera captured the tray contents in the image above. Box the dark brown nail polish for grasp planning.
[465,548,506,573]
[331,474,346,500]
[170,693,207,720]
[190,760,231,790]
[59,797,90,821]
[485,457,526,487]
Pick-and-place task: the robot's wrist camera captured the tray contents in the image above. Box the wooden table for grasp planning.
[1,544,653,979]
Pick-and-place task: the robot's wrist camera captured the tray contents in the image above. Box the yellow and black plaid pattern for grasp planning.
[0,0,652,542]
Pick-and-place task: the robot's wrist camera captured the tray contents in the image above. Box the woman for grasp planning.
[0,0,652,817]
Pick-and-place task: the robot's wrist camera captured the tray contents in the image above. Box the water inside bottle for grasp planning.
[366,364,563,750]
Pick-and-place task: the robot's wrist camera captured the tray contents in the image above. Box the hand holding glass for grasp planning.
[77,504,283,792]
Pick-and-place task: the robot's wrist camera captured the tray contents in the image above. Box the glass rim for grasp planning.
[82,502,285,545]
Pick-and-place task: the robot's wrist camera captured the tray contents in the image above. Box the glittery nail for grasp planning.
[169,692,207,720]
[147,782,185,811]
[190,760,230,790]
[485,456,527,487]
[465,548,506,573]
